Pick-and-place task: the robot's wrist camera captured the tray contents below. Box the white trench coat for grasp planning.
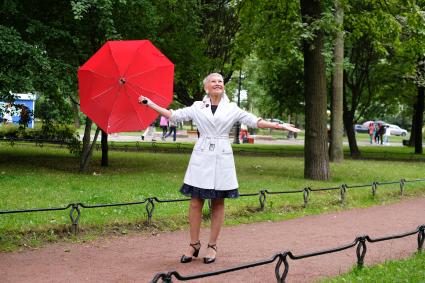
[170,96,260,191]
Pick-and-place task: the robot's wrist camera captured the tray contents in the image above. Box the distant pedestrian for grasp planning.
[368,122,374,144]
[160,116,169,141]
[374,123,380,144]
[2,103,13,124]
[164,120,177,141]
[384,125,391,145]
[377,123,385,145]
[141,122,156,141]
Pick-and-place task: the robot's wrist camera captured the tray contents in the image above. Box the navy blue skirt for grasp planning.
[180,183,239,199]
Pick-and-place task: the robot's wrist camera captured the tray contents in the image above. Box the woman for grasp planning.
[159,115,169,141]
[138,73,300,264]
[164,120,177,141]
[368,122,375,144]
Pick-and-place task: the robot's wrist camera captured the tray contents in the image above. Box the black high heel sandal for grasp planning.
[203,243,217,264]
[180,241,201,263]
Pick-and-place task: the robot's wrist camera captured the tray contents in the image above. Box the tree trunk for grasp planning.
[343,110,360,158]
[413,86,424,154]
[329,0,344,162]
[408,103,416,147]
[72,102,80,129]
[301,0,330,180]
[101,130,108,166]
[79,117,100,172]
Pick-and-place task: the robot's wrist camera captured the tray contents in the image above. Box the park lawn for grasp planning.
[0,143,425,251]
[90,138,425,161]
[321,252,425,282]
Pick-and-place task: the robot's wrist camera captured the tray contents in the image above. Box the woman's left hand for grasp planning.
[279,123,301,132]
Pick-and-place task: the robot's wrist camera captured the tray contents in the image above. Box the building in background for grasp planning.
[0,93,36,128]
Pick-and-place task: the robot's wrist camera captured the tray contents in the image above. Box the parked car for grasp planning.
[354,124,369,133]
[386,124,408,136]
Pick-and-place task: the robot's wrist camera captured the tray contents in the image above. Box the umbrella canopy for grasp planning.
[362,120,385,128]
[78,40,174,133]
[362,121,375,128]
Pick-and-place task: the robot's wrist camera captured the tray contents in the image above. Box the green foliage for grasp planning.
[237,0,305,118]
[322,252,425,282]
[0,25,50,101]
[0,123,81,155]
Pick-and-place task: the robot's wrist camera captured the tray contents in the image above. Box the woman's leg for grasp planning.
[184,197,204,256]
[172,127,177,141]
[164,128,171,138]
[206,198,225,258]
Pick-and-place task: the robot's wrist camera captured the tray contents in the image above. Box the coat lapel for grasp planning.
[213,98,228,118]
[201,97,215,126]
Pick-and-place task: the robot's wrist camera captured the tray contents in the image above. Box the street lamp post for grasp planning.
[233,70,242,144]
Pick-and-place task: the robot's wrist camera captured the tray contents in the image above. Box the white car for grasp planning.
[386,124,408,136]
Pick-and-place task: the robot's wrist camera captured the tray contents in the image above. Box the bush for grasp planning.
[0,124,19,138]
[0,123,81,155]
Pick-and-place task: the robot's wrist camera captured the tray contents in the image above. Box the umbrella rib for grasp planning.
[107,43,123,77]
[122,83,148,127]
[84,69,115,80]
[122,41,150,77]
[126,82,171,105]
[125,66,164,80]
[91,85,117,100]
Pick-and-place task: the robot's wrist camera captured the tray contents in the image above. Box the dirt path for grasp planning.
[1,197,424,283]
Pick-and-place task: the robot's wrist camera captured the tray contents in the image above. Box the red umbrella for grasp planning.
[78,40,174,133]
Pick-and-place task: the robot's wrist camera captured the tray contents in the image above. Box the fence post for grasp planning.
[340,184,347,205]
[356,236,367,268]
[275,252,289,283]
[399,179,405,196]
[371,182,378,198]
[69,203,81,235]
[418,225,425,252]
[152,141,158,153]
[146,198,155,225]
[259,190,267,210]
[303,188,310,208]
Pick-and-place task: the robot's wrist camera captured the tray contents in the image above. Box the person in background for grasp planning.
[383,125,391,145]
[374,123,380,144]
[160,115,169,141]
[368,122,374,144]
[240,123,249,143]
[377,123,385,145]
[164,120,177,142]
[2,103,13,124]
[138,73,300,265]
[141,122,156,141]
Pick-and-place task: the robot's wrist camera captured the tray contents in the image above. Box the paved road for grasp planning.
[1,197,424,282]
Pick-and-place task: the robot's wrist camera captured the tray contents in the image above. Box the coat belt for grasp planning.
[198,135,229,151]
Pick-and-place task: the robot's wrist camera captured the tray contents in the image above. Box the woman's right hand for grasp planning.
[138,95,152,105]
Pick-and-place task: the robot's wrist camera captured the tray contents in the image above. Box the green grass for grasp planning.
[0,143,424,252]
[321,252,425,282]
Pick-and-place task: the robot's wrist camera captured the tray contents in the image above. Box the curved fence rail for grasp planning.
[0,137,75,148]
[1,178,424,234]
[150,225,425,282]
[0,137,305,156]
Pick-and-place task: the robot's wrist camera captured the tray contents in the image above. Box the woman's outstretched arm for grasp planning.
[257,119,301,132]
[138,95,172,118]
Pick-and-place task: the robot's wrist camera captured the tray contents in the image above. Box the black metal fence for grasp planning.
[150,224,425,282]
[1,178,424,235]
[1,137,304,156]
[0,137,73,148]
